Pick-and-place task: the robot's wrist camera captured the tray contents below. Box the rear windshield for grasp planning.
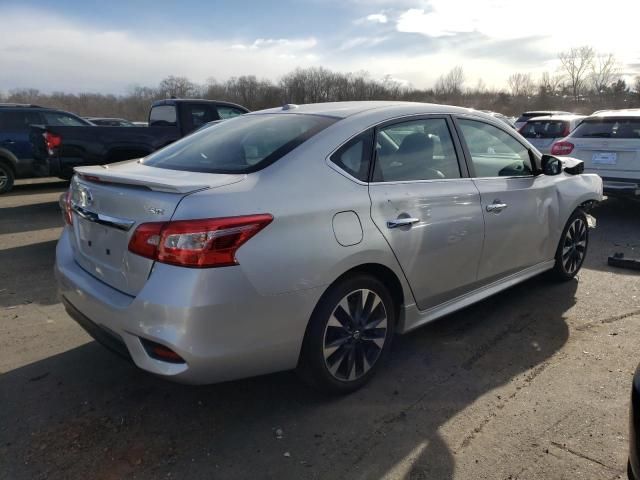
[143,114,337,174]
[571,118,640,139]
[520,120,568,139]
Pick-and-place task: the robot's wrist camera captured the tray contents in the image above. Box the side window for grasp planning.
[149,105,177,126]
[0,111,42,129]
[217,106,246,119]
[373,118,461,182]
[330,130,373,182]
[42,112,86,126]
[458,119,533,178]
[183,105,216,132]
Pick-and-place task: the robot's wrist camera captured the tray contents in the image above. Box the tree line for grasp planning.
[2,45,639,121]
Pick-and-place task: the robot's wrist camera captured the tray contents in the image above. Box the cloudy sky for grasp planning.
[1,0,639,93]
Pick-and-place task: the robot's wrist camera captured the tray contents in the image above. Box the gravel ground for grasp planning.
[1,178,639,480]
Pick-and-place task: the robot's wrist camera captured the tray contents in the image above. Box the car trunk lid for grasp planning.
[68,162,245,296]
[572,138,640,181]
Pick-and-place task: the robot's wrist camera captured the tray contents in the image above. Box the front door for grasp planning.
[368,116,485,311]
[455,117,558,283]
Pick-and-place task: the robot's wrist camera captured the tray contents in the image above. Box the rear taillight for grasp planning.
[551,141,574,156]
[62,188,73,225]
[43,131,62,155]
[128,214,273,268]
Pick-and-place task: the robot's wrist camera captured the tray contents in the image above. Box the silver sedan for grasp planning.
[56,102,603,393]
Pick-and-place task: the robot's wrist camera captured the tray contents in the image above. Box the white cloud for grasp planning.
[338,36,388,50]
[0,9,320,93]
[366,13,388,24]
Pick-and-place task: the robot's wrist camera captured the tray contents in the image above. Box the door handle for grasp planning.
[486,202,508,213]
[387,217,420,229]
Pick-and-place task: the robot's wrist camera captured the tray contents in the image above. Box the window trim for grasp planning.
[451,114,541,180]
[325,114,471,185]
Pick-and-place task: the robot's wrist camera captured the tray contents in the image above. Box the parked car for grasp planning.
[56,101,603,393]
[0,104,92,193]
[514,110,573,130]
[630,364,640,479]
[551,109,640,198]
[86,117,136,127]
[480,110,516,129]
[519,114,585,154]
[31,99,249,180]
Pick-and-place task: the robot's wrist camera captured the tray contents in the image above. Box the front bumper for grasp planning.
[55,228,324,384]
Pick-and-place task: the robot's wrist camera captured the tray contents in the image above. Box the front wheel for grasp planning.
[552,210,589,280]
[297,274,395,394]
[0,163,15,194]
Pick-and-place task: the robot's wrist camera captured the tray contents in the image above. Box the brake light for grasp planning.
[551,141,574,156]
[62,188,73,225]
[43,131,62,155]
[128,214,273,267]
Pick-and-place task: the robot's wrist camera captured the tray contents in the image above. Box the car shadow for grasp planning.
[0,240,59,307]
[0,201,64,236]
[5,179,69,197]
[0,275,575,479]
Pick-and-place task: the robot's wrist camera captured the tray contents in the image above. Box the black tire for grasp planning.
[551,209,589,281]
[0,162,15,194]
[297,274,396,394]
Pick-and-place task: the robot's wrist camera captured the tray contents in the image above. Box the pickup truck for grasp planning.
[31,99,249,179]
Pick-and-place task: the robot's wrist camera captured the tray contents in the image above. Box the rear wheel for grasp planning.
[297,274,395,394]
[552,210,589,280]
[0,162,15,194]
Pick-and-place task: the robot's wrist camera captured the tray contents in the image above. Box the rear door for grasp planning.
[0,110,43,174]
[455,117,558,282]
[368,116,485,310]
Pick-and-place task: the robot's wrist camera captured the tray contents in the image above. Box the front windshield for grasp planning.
[143,113,337,174]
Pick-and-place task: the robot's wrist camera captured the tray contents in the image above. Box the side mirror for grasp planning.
[541,154,562,176]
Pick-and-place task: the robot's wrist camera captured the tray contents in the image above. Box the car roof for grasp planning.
[526,114,586,122]
[151,98,249,111]
[521,110,573,117]
[0,103,47,109]
[253,101,484,120]
[588,109,640,118]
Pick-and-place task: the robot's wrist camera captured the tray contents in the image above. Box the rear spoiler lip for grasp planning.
[73,165,246,194]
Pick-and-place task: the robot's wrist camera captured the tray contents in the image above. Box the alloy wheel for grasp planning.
[0,169,7,190]
[323,289,388,381]
[561,217,587,275]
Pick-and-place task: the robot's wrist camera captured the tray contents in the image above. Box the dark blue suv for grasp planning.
[0,104,91,193]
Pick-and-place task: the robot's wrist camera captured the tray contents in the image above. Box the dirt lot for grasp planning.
[1,178,639,480]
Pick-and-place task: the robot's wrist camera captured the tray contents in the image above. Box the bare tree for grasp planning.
[507,73,535,97]
[434,66,465,98]
[538,71,564,96]
[590,53,619,95]
[158,76,199,98]
[558,46,595,103]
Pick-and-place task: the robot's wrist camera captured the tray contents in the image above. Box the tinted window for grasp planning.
[0,111,41,129]
[330,130,373,182]
[572,118,640,139]
[520,120,568,139]
[149,105,177,126]
[42,111,87,126]
[217,106,246,119]
[458,119,533,178]
[373,118,461,182]
[184,105,216,131]
[144,114,337,174]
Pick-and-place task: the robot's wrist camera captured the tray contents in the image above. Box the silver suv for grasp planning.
[56,102,603,393]
[551,109,640,198]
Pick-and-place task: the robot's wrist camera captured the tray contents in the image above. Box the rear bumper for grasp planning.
[602,178,640,197]
[55,228,324,384]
